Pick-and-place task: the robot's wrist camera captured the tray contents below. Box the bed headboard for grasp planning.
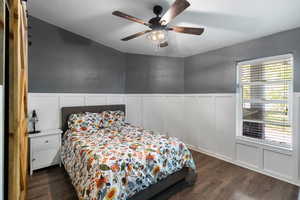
[61,104,126,132]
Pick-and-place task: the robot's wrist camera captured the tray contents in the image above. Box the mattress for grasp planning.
[61,124,195,200]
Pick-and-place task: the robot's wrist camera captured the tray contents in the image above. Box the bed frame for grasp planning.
[61,104,196,200]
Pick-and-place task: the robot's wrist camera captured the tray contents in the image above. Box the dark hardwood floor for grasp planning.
[28,150,299,200]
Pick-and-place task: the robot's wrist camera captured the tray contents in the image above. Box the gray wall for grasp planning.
[125,54,184,93]
[29,16,126,93]
[185,27,300,93]
[29,16,300,94]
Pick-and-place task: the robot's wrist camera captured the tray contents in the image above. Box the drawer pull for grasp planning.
[45,140,49,143]
[32,158,36,162]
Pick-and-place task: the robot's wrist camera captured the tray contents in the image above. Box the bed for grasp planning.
[61,105,196,200]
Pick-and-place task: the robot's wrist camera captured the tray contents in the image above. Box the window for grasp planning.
[237,54,293,149]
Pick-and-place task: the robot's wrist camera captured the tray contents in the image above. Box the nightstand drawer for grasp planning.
[29,129,62,175]
[31,135,59,151]
[32,148,60,169]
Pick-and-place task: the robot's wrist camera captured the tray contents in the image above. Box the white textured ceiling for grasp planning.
[28,0,300,57]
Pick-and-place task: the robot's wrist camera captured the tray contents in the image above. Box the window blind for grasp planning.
[238,55,293,148]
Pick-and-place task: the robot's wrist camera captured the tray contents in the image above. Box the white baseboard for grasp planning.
[187,144,234,163]
[188,144,300,186]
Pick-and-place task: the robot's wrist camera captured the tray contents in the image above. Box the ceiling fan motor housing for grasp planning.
[153,5,163,16]
[149,5,167,30]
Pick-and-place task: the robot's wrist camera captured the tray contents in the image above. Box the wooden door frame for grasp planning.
[7,0,28,199]
[4,2,9,200]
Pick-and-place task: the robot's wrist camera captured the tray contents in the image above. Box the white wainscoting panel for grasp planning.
[215,96,236,160]
[185,96,215,151]
[164,96,184,140]
[60,95,85,108]
[28,93,299,186]
[107,95,125,105]
[29,94,60,130]
[263,149,293,179]
[184,96,201,147]
[85,95,107,106]
[142,96,165,133]
[236,143,260,168]
[125,96,142,126]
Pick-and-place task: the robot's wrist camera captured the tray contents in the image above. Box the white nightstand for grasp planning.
[29,129,63,175]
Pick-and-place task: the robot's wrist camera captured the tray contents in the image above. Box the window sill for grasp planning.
[236,136,293,155]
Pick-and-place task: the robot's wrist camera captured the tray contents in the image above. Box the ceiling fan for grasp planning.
[112,0,204,48]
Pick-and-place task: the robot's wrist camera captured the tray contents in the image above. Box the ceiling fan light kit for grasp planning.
[112,0,204,49]
[147,30,168,50]
[147,30,167,42]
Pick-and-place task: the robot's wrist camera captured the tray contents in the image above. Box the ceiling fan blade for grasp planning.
[160,41,168,48]
[160,0,190,25]
[121,30,152,41]
[169,26,204,35]
[112,11,150,26]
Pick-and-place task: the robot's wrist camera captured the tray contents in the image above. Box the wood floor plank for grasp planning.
[27,150,299,200]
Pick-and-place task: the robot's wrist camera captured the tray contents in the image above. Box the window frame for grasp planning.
[236,54,294,150]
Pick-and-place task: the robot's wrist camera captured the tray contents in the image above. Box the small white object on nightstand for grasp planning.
[29,129,63,175]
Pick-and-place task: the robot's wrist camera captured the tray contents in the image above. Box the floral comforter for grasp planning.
[61,124,196,200]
